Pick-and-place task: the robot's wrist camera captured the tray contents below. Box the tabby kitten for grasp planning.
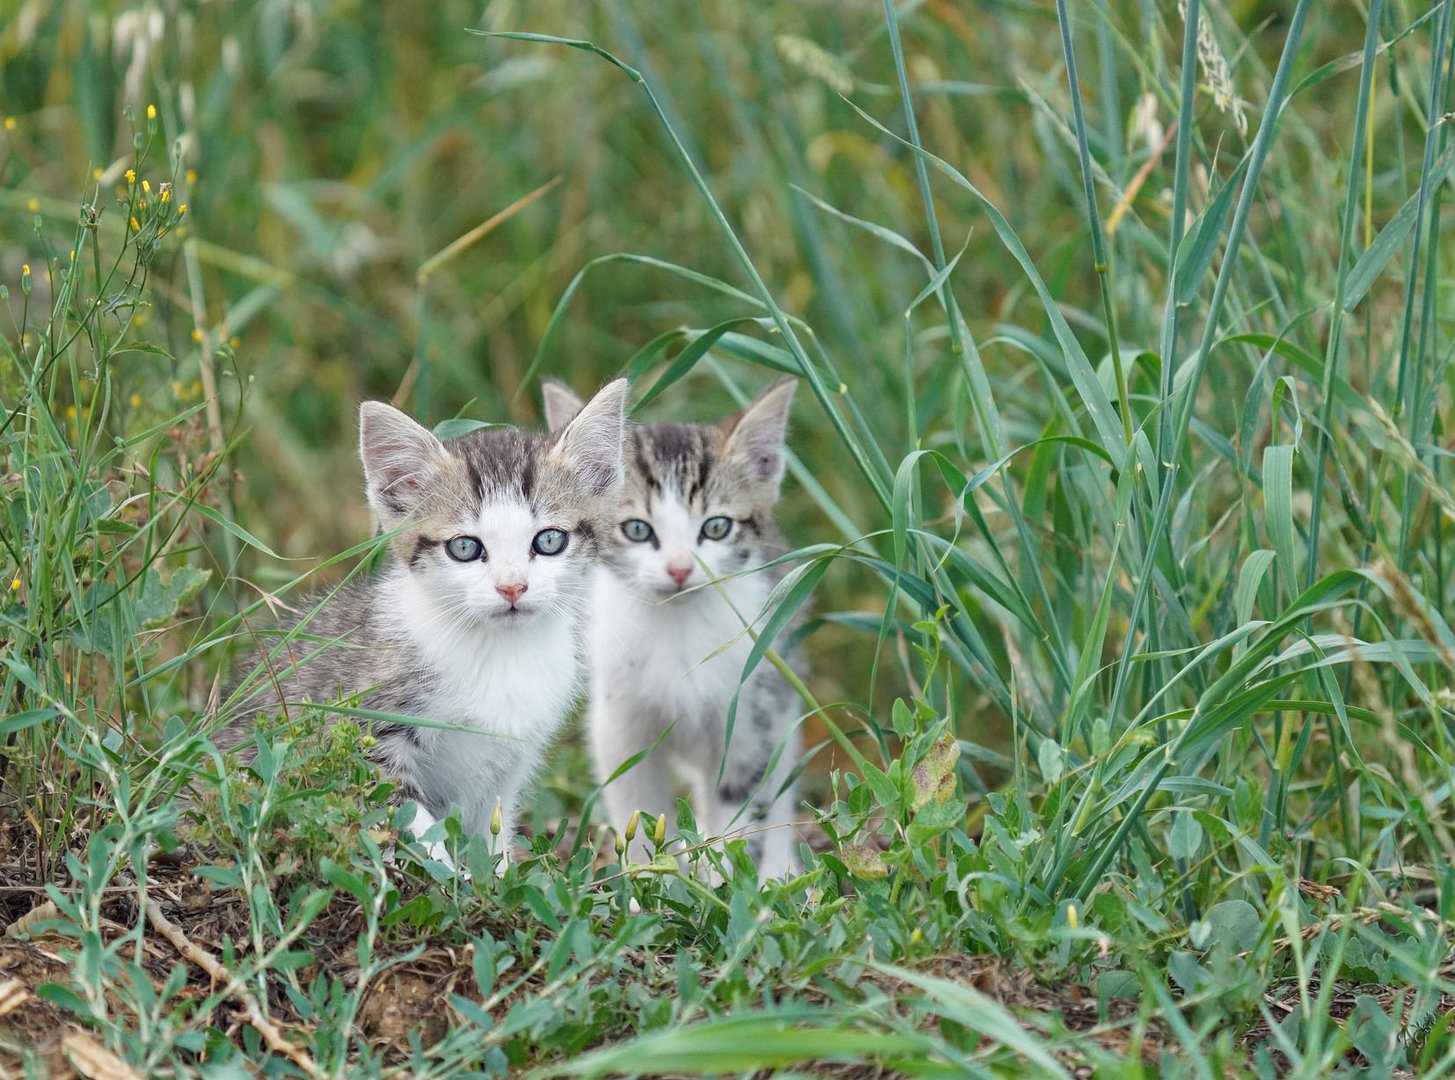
[234,379,628,866]
[543,377,804,877]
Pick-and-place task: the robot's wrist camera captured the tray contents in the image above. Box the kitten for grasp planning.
[231,379,628,867]
[543,377,804,877]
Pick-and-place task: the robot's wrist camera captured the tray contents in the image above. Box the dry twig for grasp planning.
[144,899,319,1077]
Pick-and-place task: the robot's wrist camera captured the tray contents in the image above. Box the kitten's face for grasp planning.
[543,378,796,602]
[360,380,627,627]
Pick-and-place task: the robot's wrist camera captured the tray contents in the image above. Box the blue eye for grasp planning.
[700,516,733,541]
[532,528,569,556]
[446,536,484,562]
[621,519,654,543]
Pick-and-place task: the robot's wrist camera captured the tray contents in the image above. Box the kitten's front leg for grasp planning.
[590,695,675,865]
[703,696,804,879]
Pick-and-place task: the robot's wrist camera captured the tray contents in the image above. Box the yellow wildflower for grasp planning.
[141,179,150,194]
[190,328,202,343]
[91,168,102,181]
[185,168,197,185]
[159,182,171,203]
[25,198,37,213]
[177,203,188,217]
[129,393,142,407]
[3,117,15,131]
[130,217,140,232]
[146,104,156,120]
[125,169,136,184]
[10,574,20,592]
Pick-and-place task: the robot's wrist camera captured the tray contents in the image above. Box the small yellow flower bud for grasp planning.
[228,336,240,348]
[177,203,188,217]
[146,104,156,120]
[3,117,15,131]
[141,179,150,194]
[190,329,202,343]
[20,264,30,296]
[489,797,503,836]
[125,169,136,184]
[159,182,171,203]
[25,198,37,212]
[129,393,142,407]
[130,217,140,232]
[653,813,667,847]
[614,833,625,856]
[625,809,640,843]
[1066,904,1079,930]
[68,250,75,262]
[10,574,21,591]
[909,927,923,945]
[185,168,197,184]
[91,168,102,181]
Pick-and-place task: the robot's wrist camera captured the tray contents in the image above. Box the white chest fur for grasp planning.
[383,575,582,832]
[589,567,771,730]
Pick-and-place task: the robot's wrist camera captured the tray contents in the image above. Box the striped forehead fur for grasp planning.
[368,427,616,571]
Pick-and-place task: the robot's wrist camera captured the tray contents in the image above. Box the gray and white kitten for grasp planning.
[233,379,628,865]
[543,378,804,877]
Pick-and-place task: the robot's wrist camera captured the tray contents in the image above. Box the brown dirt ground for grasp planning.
[0,815,1446,1079]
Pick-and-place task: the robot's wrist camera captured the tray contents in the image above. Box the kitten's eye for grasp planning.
[700,516,733,542]
[532,528,569,556]
[621,519,655,543]
[445,536,484,562]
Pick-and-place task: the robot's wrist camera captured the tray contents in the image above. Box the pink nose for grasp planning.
[667,564,691,587]
[496,582,528,605]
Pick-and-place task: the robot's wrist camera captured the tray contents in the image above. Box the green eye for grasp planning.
[700,516,733,541]
[621,519,654,543]
[446,536,484,562]
[532,528,569,556]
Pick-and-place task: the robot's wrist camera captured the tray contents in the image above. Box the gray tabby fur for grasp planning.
[543,377,804,877]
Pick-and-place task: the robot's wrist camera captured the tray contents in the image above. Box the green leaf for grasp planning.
[0,708,55,736]
[192,503,283,559]
[1203,899,1262,954]
[433,418,498,440]
[1174,157,1248,305]
[541,1011,925,1076]
[1037,737,1064,785]
[1167,811,1203,861]
[1343,145,1455,311]
[866,963,1070,1077]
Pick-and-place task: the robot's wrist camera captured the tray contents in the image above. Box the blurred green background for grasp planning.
[0,0,1443,795]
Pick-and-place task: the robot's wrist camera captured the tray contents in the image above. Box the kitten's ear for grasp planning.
[358,401,447,519]
[541,379,586,433]
[722,377,796,490]
[548,378,628,496]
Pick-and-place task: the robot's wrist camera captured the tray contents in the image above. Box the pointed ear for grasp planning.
[358,401,447,520]
[722,377,796,489]
[541,379,586,433]
[548,378,628,496]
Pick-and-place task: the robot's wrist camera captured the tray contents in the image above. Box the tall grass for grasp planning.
[1,0,1454,1075]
